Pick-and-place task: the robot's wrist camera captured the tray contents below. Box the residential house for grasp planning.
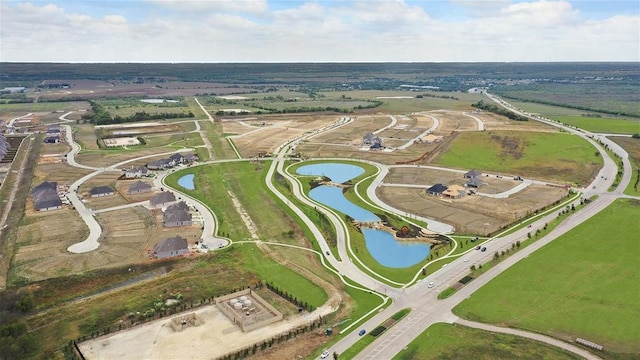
[153,235,189,259]
[169,153,185,165]
[150,191,176,207]
[184,153,199,163]
[31,181,62,211]
[442,185,466,199]
[125,166,149,179]
[90,186,115,197]
[464,169,482,178]
[426,183,448,196]
[128,180,152,194]
[370,137,384,150]
[465,177,485,188]
[362,132,375,145]
[147,158,173,170]
[164,201,192,228]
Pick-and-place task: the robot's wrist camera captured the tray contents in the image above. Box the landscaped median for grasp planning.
[338,308,411,359]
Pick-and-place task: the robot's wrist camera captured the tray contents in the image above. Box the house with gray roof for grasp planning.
[90,186,114,197]
[426,183,448,196]
[464,169,482,178]
[362,132,375,145]
[147,158,174,170]
[128,180,152,194]
[164,201,192,228]
[31,181,62,211]
[125,166,148,179]
[153,236,189,259]
[150,191,176,207]
[466,177,485,188]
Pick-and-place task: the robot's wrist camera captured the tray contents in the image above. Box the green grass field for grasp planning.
[0,101,70,112]
[394,323,581,360]
[435,131,602,186]
[453,199,640,356]
[551,116,640,135]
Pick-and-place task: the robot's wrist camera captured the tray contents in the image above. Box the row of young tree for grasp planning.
[471,100,529,121]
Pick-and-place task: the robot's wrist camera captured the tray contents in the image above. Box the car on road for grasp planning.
[464,258,469,262]
[358,329,366,336]
[481,247,487,252]
[326,251,330,256]
[320,350,330,359]
[476,245,481,250]
[427,282,434,288]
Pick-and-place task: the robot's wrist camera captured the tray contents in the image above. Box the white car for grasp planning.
[464,258,469,262]
[427,282,434,288]
[320,350,330,359]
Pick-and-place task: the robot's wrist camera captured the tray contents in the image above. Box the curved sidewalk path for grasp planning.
[455,318,602,360]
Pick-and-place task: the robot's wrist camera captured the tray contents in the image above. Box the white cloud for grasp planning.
[0,0,638,62]
[146,0,268,14]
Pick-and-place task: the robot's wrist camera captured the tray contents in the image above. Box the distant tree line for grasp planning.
[471,100,529,121]
[494,93,640,118]
[0,290,39,359]
[82,101,194,125]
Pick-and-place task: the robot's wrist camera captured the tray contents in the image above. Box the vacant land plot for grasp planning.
[32,162,93,186]
[377,184,566,235]
[453,199,640,356]
[610,136,640,196]
[551,115,640,134]
[434,131,602,186]
[394,323,580,360]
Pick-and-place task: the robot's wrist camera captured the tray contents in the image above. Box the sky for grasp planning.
[1,0,639,62]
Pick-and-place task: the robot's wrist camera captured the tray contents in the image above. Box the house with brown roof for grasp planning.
[153,236,189,259]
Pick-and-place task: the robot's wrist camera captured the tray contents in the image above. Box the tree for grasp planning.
[333,352,339,359]
[516,240,521,248]
[470,265,476,272]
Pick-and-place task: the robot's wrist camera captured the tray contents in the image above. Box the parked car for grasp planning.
[326,251,330,256]
[320,350,330,359]
[427,282,434,288]
[481,247,487,252]
[476,245,481,250]
[358,329,366,336]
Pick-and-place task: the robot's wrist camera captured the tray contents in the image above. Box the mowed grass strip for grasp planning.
[435,131,602,186]
[453,199,640,355]
[551,116,640,135]
[393,323,581,360]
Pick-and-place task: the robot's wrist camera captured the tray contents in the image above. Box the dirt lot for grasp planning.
[384,166,520,193]
[377,183,567,235]
[11,203,201,282]
[473,111,557,132]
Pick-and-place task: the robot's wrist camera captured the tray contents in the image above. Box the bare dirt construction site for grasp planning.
[78,288,341,360]
[378,185,567,235]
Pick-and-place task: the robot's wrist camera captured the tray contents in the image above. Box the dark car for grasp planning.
[326,251,330,256]
[476,246,481,250]
[358,329,366,336]
[481,247,487,252]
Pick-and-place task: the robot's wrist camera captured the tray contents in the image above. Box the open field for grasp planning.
[551,116,640,135]
[434,131,602,186]
[453,199,640,356]
[394,323,580,360]
[609,136,640,196]
[493,82,640,117]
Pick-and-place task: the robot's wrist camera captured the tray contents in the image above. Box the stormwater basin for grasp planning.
[296,163,430,268]
[178,174,195,190]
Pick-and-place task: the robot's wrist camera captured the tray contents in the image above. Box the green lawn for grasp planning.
[435,131,602,186]
[551,116,640,135]
[394,323,581,360]
[453,199,640,355]
[0,101,70,112]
